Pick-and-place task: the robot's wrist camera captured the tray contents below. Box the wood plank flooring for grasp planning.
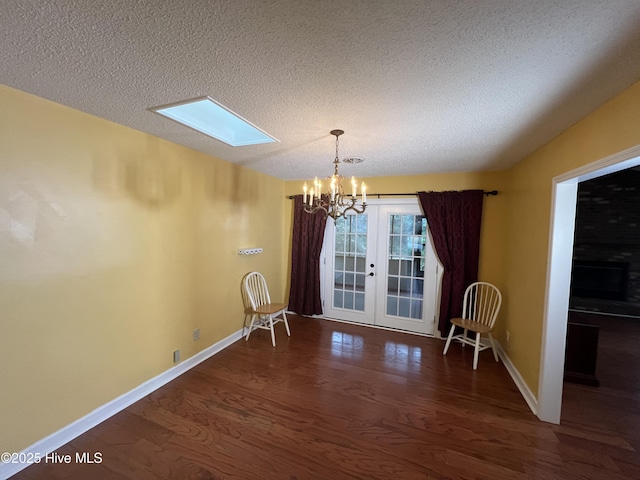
[562,311,640,478]
[12,315,640,479]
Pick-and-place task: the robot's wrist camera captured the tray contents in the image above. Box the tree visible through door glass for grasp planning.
[386,215,426,319]
[333,214,367,311]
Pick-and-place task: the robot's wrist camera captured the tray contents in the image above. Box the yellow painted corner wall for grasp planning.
[501,79,640,394]
[0,84,285,453]
[283,170,509,327]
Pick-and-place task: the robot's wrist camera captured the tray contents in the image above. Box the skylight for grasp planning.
[151,97,278,147]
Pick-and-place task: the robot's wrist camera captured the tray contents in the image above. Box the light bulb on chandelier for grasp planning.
[302,129,367,222]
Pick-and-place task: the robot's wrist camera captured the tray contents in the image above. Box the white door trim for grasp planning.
[538,143,640,424]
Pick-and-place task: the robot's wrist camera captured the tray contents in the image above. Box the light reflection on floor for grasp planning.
[330,331,364,359]
[329,329,423,374]
[384,341,422,373]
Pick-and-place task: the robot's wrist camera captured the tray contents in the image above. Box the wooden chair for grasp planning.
[242,272,290,346]
[443,282,502,370]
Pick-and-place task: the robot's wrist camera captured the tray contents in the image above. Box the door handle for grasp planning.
[368,272,375,277]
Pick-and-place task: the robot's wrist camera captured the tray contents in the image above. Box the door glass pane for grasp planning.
[414,218,424,235]
[387,296,398,315]
[390,215,401,234]
[345,256,355,271]
[401,215,413,234]
[344,272,355,289]
[413,259,424,277]
[333,214,367,313]
[411,299,423,319]
[385,214,427,320]
[400,260,412,276]
[401,239,413,257]
[412,235,423,254]
[344,291,354,309]
[389,235,400,256]
[388,259,399,275]
[388,276,399,294]
[399,277,411,297]
[356,234,367,254]
[334,291,343,308]
[398,298,411,317]
[348,216,356,232]
[355,293,365,311]
[357,214,368,233]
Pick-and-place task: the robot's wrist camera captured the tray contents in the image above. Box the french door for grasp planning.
[322,200,441,335]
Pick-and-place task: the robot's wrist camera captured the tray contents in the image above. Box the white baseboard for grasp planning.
[0,328,244,480]
[495,341,539,417]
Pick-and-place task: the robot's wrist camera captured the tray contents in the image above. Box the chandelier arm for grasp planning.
[341,198,366,215]
[345,204,366,215]
[303,203,329,217]
[335,194,359,207]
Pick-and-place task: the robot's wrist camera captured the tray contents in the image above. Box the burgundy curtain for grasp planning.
[418,190,484,335]
[288,195,328,315]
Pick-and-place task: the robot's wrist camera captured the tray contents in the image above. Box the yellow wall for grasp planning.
[501,79,640,393]
[0,85,285,453]
[283,170,509,324]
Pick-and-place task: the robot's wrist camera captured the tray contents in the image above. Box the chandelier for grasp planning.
[303,129,367,222]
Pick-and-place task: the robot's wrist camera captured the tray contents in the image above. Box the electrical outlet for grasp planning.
[193,328,200,341]
[506,330,510,342]
[173,350,180,363]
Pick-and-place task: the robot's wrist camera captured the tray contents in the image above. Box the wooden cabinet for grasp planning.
[564,322,600,387]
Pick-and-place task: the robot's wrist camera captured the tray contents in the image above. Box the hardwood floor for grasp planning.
[562,311,640,478]
[13,315,640,479]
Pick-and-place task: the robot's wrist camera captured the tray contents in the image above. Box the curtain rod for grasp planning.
[287,190,498,199]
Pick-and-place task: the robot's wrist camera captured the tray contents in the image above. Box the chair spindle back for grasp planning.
[244,272,272,309]
[462,282,502,329]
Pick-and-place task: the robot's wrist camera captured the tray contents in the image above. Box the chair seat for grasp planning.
[253,303,287,315]
[450,317,494,334]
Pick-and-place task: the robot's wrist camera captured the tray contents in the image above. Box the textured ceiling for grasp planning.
[2,0,640,180]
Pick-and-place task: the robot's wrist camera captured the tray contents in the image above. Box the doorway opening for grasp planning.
[538,144,640,424]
